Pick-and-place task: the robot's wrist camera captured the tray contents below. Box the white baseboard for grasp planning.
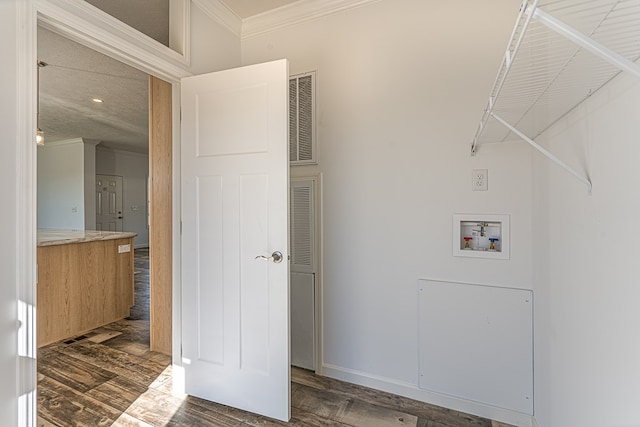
[320,363,534,427]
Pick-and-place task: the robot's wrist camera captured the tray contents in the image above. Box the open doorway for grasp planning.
[34,15,324,425]
[38,20,171,378]
[34,4,293,422]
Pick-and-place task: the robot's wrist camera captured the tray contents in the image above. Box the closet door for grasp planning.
[290,179,315,370]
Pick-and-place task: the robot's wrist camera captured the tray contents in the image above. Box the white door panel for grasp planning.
[291,272,315,370]
[181,59,290,421]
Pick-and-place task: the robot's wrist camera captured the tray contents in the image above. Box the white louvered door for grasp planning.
[290,179,315,370]
[290,180,314,274]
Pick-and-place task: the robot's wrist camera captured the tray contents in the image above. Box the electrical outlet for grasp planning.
[472,169,488,191]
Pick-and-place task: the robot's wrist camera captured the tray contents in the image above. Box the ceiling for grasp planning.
[38,27,150,153]
[38,0,300,154]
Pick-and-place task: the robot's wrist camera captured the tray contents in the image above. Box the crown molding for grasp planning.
[241,0,382,39]
[82,138,102,147]
[192,0,242,39]
[96,144,149,159]
[96,145,150,158]
[38,137,101,148]
[179,0,382,41]
[37,0,191,82]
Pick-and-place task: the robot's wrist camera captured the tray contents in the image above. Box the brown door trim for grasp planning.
[149,75,173,355]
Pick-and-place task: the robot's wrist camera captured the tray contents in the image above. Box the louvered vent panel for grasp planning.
[289,72,316,165]
[290,182,314,273]
[289,79,298,161]
[297,75,313,161]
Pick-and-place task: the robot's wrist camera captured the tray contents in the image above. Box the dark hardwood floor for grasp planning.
[37,248,511,427]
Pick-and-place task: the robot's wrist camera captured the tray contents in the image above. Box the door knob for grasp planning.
[255,251,283,264]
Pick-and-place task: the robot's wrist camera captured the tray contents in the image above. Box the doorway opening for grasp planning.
[33,7,312,422]
[35,22,173,414]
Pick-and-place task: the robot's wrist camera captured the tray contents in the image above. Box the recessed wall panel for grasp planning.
[109,192,117,214]
[97,192,103,215]
[418,279,533,414]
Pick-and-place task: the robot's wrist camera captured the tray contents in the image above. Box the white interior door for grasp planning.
[181,59,290,421]
[96,174,123,231]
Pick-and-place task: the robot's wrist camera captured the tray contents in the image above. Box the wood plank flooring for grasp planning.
[38,248,513,427]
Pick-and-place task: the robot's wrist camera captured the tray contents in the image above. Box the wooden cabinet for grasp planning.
[37,236,135,347]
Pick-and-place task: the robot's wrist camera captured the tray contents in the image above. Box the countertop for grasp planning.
[37,229,138,247]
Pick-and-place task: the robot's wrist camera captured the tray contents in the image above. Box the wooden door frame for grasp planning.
[149,76,173,355]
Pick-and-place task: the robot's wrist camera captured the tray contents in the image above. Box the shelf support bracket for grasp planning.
[471,0,538,156]
[530,8,640,80]
[490,112,592,194]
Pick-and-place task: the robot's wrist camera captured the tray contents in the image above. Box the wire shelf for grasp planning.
[472,0,640,150]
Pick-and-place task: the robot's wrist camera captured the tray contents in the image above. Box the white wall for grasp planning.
[37,139,90,230]
[533,71,640,426]
[96,147,150,247]
[190,3,241,74]
[14,1,639,426]
[0,3,20,424]
[242,0,533,422]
